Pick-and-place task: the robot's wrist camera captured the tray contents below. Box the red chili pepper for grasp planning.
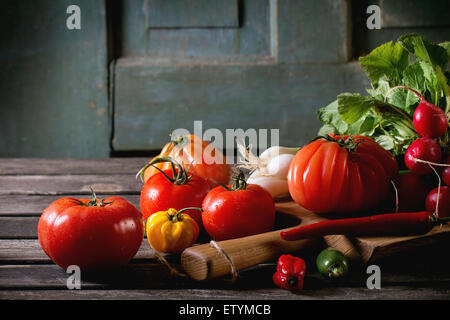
[273,254,306,291]
[280,211,450,241]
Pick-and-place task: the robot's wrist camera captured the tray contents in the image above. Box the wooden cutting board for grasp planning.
[181,198,450,281]
[276,199,450,263]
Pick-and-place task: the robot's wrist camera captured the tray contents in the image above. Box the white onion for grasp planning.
[266,153,294,179]
[247,174,290,198]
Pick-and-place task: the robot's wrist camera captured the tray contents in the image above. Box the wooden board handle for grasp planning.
[180,228,315,281]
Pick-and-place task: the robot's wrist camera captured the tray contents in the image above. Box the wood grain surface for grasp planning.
[0,158,449,300]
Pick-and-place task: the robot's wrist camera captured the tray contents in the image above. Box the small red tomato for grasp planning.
[273,254,306,291]
[38,191,144,272]
[202,173,275,241]
[425,186,450,218]
[139,157,210,228]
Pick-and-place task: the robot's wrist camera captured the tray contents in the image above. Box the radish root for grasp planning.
[427,163,442,219]
[390,180,399,213]
[412,157,445,219]
[412,158,450,167]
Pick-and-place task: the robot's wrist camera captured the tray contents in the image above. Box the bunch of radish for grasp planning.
[394,86,449,217]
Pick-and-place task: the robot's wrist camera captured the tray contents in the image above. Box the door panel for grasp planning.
[118,0,270,57]
[147,0,239,28]
[112,61,368,151]
[112,0,360,152]
[111,0,450,154]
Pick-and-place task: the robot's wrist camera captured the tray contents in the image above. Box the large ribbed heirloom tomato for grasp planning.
[287,135,398,215]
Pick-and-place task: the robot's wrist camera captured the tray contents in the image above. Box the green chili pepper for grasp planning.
[316,248,349,279]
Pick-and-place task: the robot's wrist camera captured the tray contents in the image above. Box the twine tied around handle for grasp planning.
[153,241,240,283]
[209,240,239,283]
[154,251,188,278]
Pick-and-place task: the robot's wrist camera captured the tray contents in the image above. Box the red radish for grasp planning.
[443,168,450,186]
[395,172,431,212]
[425,186,450,218]
[404,137,442,175]
[391,86,448,138]
[442,156,450,186]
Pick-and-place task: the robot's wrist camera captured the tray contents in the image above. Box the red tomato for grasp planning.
[38,195,144,271]
[202,176,275,241]
[287,135,398,215]
[140,169,210,228]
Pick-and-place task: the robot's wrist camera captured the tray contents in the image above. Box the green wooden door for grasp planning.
[0,0,110,158]
[1,0,448,157]
[111,0,369,152]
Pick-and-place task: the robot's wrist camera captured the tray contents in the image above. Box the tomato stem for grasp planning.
[319,135,361,153]
[170,134,188,147]
[73,187,113,207]
[144,156,192,185]
[231,171,247,190]
[217,171,248,191]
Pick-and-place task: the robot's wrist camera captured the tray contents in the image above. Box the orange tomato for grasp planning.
[140,134,231,188]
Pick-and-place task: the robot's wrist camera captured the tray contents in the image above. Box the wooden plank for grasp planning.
[0,240,48,262]
[148,0,239,28]
[0,158,148,175]
[0,217,213,239]
[112,61,369,151]
[0,217,39,239]
[0,240,170,264]
[381,0,450,28]
[0,175,142,195]
[277,0,350,63]
[2,286,450,300]
[0,0,109,158]
[1,262,450,291]
[0,195,140,216]
[0,264,191,289]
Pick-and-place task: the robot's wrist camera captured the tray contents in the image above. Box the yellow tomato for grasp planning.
[146,208,200,253]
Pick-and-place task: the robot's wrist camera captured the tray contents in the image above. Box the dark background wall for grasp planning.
[1,0,449,158]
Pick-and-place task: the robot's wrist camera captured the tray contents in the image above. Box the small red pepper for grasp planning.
[273,254,306,291]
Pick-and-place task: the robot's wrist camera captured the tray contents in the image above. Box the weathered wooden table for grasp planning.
[1,158,449,300]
